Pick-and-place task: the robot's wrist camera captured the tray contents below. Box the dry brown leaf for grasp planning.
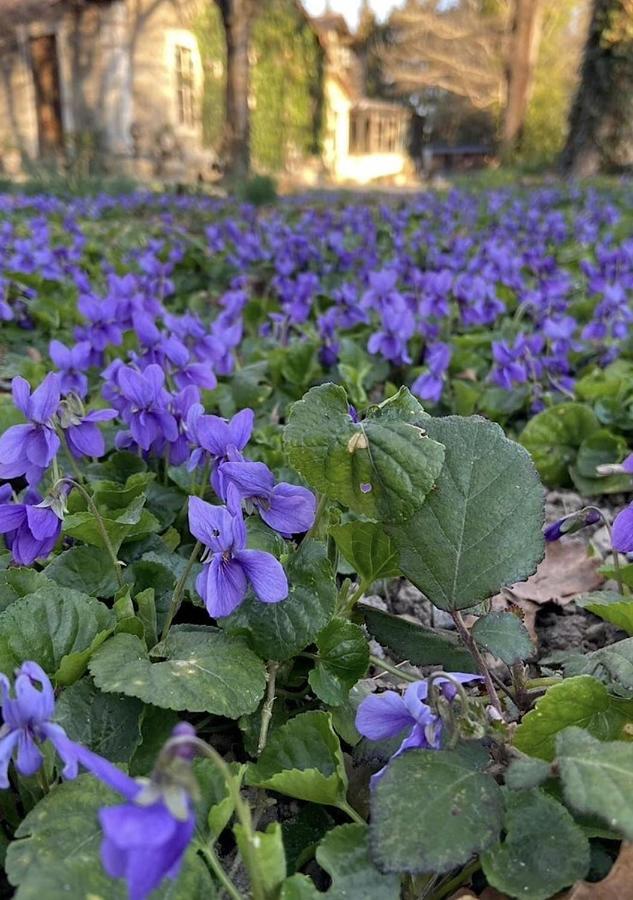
[506,539,603,606]
[560,842,633,899]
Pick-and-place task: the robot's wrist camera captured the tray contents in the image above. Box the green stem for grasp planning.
[526,675,563,690]
[337,800,365,825]
[58,429,87,485]
[452,610,503,716]
[167,735,265,900]
[338,578,370,617]
[161,541,202,641]
[428,860,481,900]
[302,492,327,544]
[369,654,417,683]
[257,661,280,755]
[63,476,124,589]
[199,843,244,900]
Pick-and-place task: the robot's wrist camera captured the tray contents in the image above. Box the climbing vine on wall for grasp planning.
[193,0,323,172]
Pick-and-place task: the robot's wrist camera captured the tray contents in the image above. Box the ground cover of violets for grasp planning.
[1,185,633,899]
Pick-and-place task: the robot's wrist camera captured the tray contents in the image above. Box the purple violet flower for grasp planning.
[69,723,197,900]
[187,407,254,498]
[49,340,92,397]
[117,364,178,452]
[219,461,316,535]
[544,507,602,542]
[0,661,81,786]
[0,374,61,484]
[612,504,633,553]
[58,395,117,459]
[188,496,288,617]
[0,487,64,565]
[356,673,482,784]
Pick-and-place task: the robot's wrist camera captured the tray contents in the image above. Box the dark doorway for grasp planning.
[29,34,64,156]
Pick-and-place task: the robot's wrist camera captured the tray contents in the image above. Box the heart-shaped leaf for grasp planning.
[389,416,545,611]
[369,748,503,873]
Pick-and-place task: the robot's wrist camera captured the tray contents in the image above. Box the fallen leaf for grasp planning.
[506,539,603,606]
[561,842,633,899]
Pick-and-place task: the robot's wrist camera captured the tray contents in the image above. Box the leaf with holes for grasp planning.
[388,416,545,611]
[284,384,445,523]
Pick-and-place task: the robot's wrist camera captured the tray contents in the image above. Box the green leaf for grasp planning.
[388,416,545,611]
[44,546,120,598]
[519,402,599,487]
[471,611,534,664]
[557,726,633,840]
[369,749,503,874]
[63,496,160,554]
[54,678,143,763]
[308,620,369,706]
[280,875,320,899]
[329,521,400,583]
[505,757,554,790]
[5,775,213,899]
[90,629,266,716]
[360,606,476,671]
[481,789,589,900]
[246,711,348,806]
[514,676,633,760]
[571,428,631,494]
[235,822,286,896]
[284,384,445,523]
[222,541,336,661]
[577,592,633,635]
[316,824,400,900]
[0,584,115,684]
[563,638,633,697]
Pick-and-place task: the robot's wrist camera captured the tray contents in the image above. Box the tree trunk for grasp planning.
[561,0,633,176]
[216,0,257,180]
[501,0,544,155]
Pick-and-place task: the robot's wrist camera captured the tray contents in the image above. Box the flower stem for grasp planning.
[428,859,481,900]
[199,843,244,900]
[167,735,265,900]
[63,476,124,589]
[368,654,418,683]
[257,661,280,755]
[337,800,365,825]
[451,611,503,716]
[161,541,202,641]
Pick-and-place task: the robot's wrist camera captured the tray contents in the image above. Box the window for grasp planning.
[175,45,195,127]
[349,110,405,155]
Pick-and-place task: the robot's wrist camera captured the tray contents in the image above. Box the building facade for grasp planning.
[0,0,210,179]
[0,0,410,184]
